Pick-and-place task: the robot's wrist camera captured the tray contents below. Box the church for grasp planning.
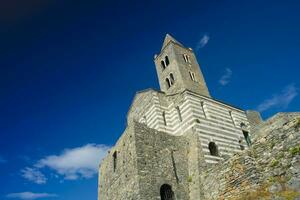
[98,34,262,200]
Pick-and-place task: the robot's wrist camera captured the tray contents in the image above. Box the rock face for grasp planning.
[200,114,300,200]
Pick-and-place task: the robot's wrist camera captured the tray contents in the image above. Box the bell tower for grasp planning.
[154,34,211,97]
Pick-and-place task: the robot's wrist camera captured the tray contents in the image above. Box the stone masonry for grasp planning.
[199,113,300,200]
[98,34,300,200]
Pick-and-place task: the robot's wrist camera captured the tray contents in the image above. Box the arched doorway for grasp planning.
[160,184,174,200]
[208,142,219,156]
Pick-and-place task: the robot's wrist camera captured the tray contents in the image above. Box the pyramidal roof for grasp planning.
[161,34,183,50]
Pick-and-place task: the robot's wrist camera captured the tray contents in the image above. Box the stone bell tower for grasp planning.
[99,34,252,200]
[154,34,211,97]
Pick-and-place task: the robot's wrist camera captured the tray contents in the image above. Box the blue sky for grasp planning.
[0,0,299,199]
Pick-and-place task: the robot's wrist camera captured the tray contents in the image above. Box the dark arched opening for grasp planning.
[208,142,219,156]
[161,60,166,70]
[170,73,175,85]
[160,184,174,200]
[165,56,170,66]
[112,151,117,172]
[166,78,171,89]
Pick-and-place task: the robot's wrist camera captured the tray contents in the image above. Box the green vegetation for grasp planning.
[268,176,276,183]
[187,176,193,183]
[280,190,300,200]
[270,159,279,167]
[229,176,300,200]
[229,183,299,200]
[289,144,300,156]
[276,152,284,160]
[295,118,300,128]
[269,141,276,149]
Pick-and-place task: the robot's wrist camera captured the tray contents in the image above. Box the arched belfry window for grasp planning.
[183,54,191,63]
[165,78,171,89]
[189,71,196,82]
[160,184,174,200]
[208,142,219,156]
[161,60,166,70]
[170,73,175,85]
[165,56,170,66]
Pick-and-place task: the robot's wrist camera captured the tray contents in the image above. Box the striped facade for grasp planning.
[127,89,250,164]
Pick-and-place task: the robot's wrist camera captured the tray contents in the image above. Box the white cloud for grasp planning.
[219,68,232,86]
[196,34,210,51]
[6,192,57,200]
[21,167,47,184]
[257,84,298,112]
[33,144,110,181]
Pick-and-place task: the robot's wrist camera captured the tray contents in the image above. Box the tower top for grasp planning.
[154,34,211,97]
[161,34,183,50]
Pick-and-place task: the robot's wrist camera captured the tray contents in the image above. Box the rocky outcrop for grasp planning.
[200,113,300,200]
[251,112,300,140]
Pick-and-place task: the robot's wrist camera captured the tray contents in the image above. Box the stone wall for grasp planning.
[134,122,191,200]
[98,125,140,200]
[200,114,300,200]
[99,121,213,200]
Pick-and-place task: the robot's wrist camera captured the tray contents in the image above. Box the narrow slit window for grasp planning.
[113,151,117,172]
[229,111,235,125]
[201,102,207,118]
[176,106,182,122]
[243,130,251,146]
[162,111,167,126]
